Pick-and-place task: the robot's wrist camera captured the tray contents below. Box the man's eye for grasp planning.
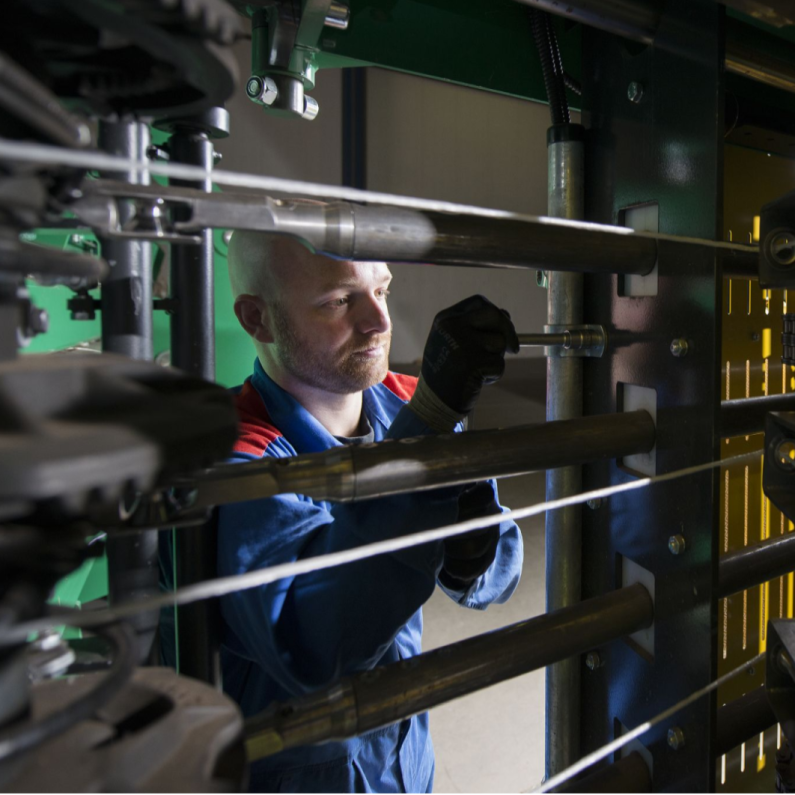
[377,289,391,299]
[328,297,348,307]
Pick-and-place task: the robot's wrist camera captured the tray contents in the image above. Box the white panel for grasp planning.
[621,203,659,297]
[621,383,658,476]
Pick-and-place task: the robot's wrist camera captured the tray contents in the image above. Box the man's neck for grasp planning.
[261,361,365,437]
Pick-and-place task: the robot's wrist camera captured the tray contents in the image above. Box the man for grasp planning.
[220,232,523,793]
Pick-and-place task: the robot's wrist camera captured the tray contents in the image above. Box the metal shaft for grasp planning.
[545,123,584,776]
[721,393,795,438]
[182,410,656,510]
[718,530,795,598]
[98,119,158,666]
[245,584,654,761]
[715,687,775,756]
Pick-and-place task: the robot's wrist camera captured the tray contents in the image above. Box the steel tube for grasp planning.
[245,584,654,761]
[718,531,795,598]
[545,123,584,776]
[721,394,795,438]
[519,332,567,347]
[715,687,775,756]
[183,410,655,509]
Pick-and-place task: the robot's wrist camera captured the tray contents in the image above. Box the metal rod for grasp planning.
[511,0,795,96]
[180,410,656,510]
[721,394,795,438]
[244,583,654,761]
[98,118,158,666]
[718,531,795,598]
[556,751,651,793]
[166,113,221,687]
[715,686,775,756]
[545,122,584,777]
[520,332,567,347]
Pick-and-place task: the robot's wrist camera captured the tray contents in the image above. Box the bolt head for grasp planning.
[670,338,689,357]
[667,726,685,750]
[668,534,686,555]
[586,498,602,510]
[246,75,279,107]
[627,81,644,104]
[585,651,601,670]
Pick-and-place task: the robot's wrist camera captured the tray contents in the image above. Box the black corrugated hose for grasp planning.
[528,8,570,125]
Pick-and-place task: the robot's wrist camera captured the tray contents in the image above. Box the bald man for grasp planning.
[216,233,523,793]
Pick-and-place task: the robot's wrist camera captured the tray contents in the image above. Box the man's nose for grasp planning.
[357,295,391,335]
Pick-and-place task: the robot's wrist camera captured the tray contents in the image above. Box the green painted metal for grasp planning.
[315,0,581,107]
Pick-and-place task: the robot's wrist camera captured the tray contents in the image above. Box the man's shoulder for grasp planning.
[233,380,284,457]
[380,371,418,402]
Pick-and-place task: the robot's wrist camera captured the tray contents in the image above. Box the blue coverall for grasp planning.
[215,360,524,792]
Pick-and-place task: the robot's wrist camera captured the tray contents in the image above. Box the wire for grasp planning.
[533,651,766,792]
[0,139,758,259]
[529,9,566,126]
[0,450,762,646]
[0,621,135,763]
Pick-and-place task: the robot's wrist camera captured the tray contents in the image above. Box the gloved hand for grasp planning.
[409,295,520,432]
[438,481,502,592]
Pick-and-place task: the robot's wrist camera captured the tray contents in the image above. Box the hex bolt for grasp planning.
[668,534,686,555]
[246,75,279,107]
[586,498,602,510]
[670,338,689,357]
[585,651,602,671]
[627,81,644,104]
[667,726,685,750]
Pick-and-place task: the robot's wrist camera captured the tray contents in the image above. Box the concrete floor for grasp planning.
[419,358,548,793]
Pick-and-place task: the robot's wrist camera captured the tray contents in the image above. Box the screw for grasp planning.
[585,651,602,670]
[536,270,548,289]
[223,230,233,245]
[668,534,686,555]
[670,338,689,357]
[213,152,223,165]
[28,306,49,336]
[586,498,602,510]
[302,95,320,121]
[627,81,644,104]
[667,726,685,750]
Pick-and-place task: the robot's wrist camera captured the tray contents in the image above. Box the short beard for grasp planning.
[270,302,391,394]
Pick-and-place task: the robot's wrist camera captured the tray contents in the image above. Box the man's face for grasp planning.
[269,258,393,395]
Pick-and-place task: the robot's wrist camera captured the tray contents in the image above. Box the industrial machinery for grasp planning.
[2,0,795,792]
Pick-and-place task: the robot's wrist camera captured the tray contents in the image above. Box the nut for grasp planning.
[667,726,685,750]
[627,81,644,104]
[585,651,602,671]
[586,498,602,510]
[670,338,689,357]
[668,534,686,555]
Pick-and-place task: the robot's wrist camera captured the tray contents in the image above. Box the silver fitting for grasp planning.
[585,651,602,671]
[302,95,320,121]
[627,81,644,104]
[325,1,350,29]
[545,324,606,358]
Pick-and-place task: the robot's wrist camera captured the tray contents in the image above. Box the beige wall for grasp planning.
[366,69,571,364]
[216,42,564,364]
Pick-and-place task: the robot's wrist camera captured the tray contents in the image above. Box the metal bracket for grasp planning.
[544,324,607,358]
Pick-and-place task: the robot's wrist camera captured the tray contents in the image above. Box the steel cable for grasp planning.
[0,450,761,647]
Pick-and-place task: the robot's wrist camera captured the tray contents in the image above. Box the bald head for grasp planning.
[227,231,321,304]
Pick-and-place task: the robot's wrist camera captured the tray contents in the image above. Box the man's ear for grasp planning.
[234,295,273,343]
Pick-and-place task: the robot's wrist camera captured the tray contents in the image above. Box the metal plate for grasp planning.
[580,2,723,790]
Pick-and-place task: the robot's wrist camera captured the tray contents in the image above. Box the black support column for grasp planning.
[99,118,159,665]
[154,107,230,686]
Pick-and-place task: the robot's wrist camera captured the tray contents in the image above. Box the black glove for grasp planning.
[438,481,502,592]
[411,295,519,432]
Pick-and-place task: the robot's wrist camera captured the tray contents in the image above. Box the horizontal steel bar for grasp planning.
[718,531,795,598]
[73,179,758,277]
[714,686,775,756]
[518,332,567,347]
[177,410,656,510]
[721,394,795,438]
[244,583,654,761]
